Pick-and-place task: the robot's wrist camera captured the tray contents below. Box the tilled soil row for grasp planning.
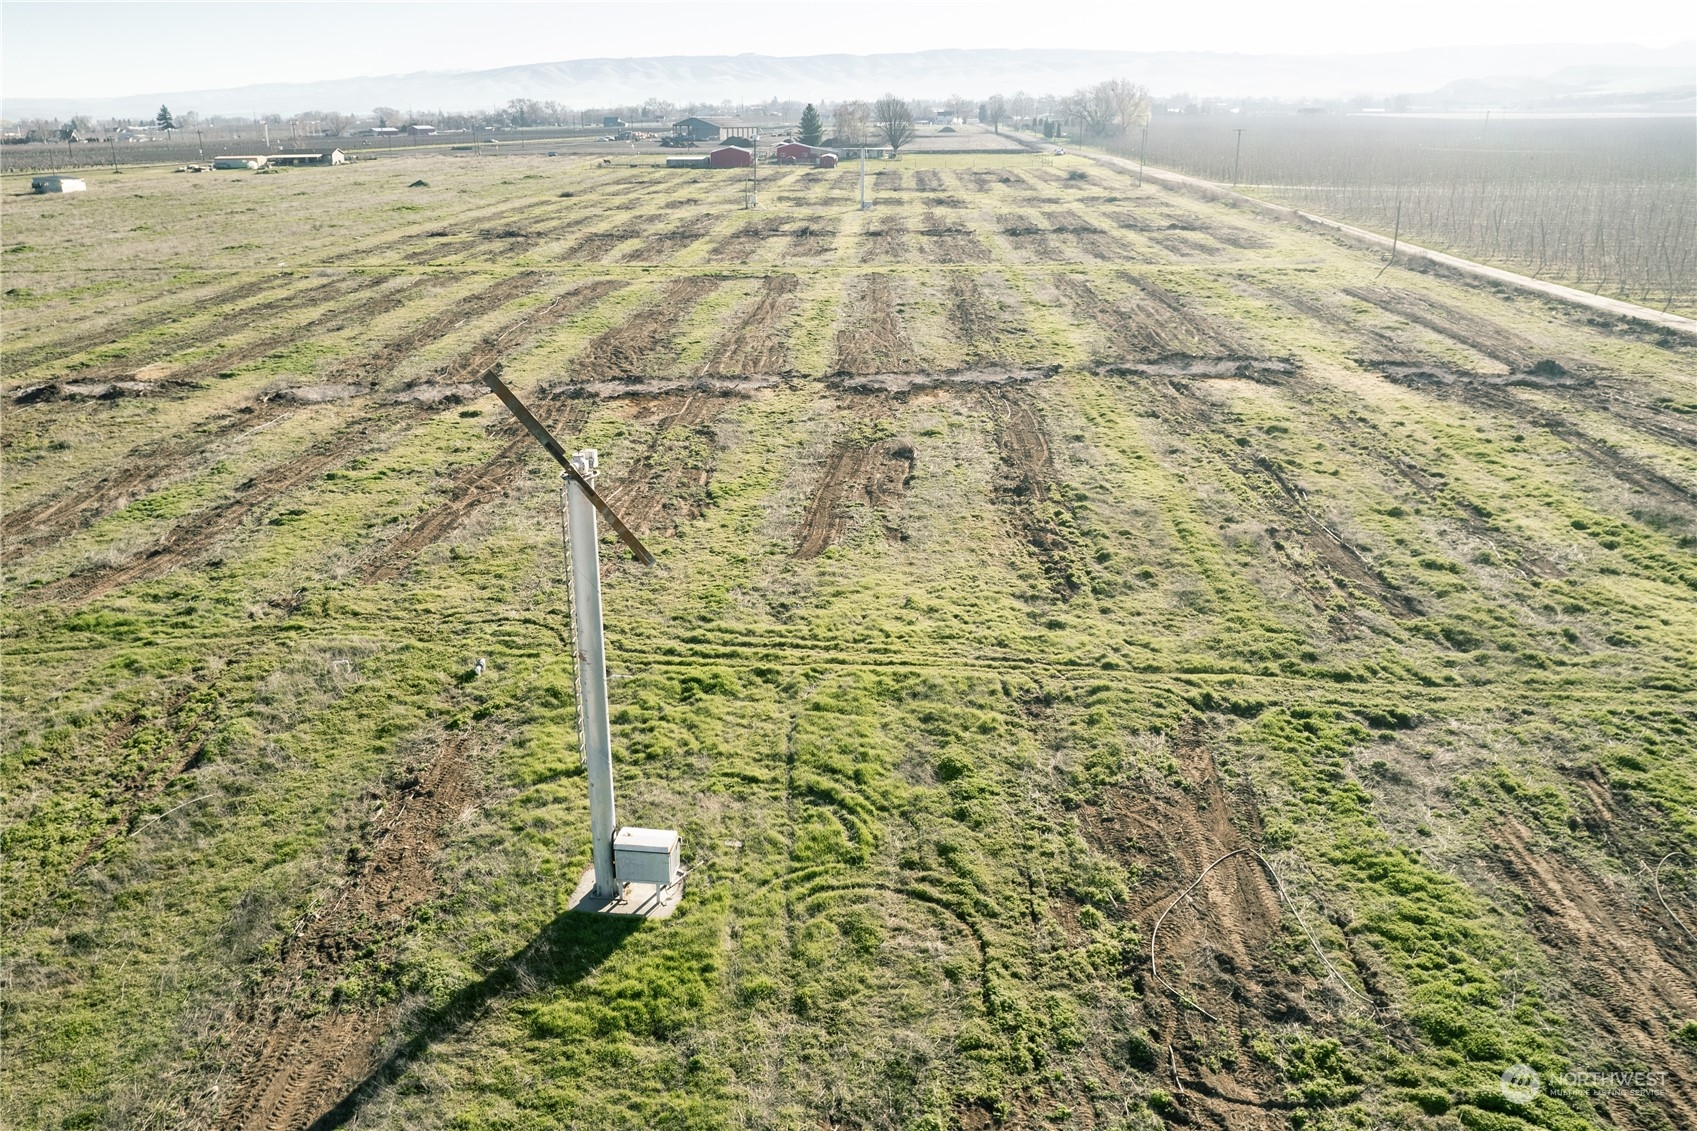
[599,394,733,540]
[618,213,723,264]
[11,275,416,399]
[4,274,371,381]
[996,211,1066,261]
[570,275,726,386]
[915,211,991,264]
[1059,276,1420,623]
[30,280,624,602]
[981,387,1086,595]
[360,401,591,583]
[1299,286,1697,509]
[220,732,482,1131]
[557,210,671,263]
[4,272,551,554]
[831,273,920,376]
[316,193,596,267]
[1089,724,1354,1127]
[1054,273,1237,359]
[859,217,910,264]
[1486,818,1697,1127]
[1038,209,1129,261]
[365,274,791,579]
[696,274,801,378]
[794,396,916,560]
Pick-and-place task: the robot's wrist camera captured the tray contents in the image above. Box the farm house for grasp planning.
[268,150,346,166]
[708,145,753,168]
[212,155,267,169]
[30,175,86,193]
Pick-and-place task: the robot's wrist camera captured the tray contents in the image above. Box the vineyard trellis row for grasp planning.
[1119,114,1696,313]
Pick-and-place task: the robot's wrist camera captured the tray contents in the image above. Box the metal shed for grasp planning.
[708,145,753,168]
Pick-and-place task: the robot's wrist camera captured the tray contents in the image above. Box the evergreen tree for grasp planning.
[156,104,175,131]
[798,103,823,147]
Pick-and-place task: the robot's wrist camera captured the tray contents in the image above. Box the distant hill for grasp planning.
[4,43,1692,119]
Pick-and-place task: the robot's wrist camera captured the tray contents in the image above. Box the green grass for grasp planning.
[3,151,1695,1131]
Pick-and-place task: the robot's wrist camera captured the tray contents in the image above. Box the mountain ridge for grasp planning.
[5,43,1691,119]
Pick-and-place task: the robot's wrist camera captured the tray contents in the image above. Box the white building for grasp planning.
[32,175,87,193]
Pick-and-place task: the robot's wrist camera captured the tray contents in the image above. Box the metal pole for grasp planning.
[565,450,619,897]
[1138,121,1148,187]
[859,143,868,209]
[1232,128,1244,186]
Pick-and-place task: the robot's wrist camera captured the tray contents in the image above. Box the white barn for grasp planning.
[32,175,87,193]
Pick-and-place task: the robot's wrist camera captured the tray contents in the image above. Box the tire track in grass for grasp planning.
[221,732,482,1131]
[4,272,548,556]
[793,399,916,560]
[30,280,623,602]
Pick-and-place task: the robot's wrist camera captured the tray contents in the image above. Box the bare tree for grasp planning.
[946,93,973,122]
[1010,90,1034,127]
[832,100,870,146]
[319,111,354,137]
[874,94,915,153]
[1066,79,1152,139]
[985,93,1006,135]
[373,106,399,127]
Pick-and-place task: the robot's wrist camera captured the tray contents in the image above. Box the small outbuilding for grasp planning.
[402,123,436,135]
[708,145,753,168]
[603,116,626,128]
[213,155,267,169]
[31,175,86,193]
[775,142,839,166]
[816,153,839,169]
[268,149,345,166]
[665,156,711,168]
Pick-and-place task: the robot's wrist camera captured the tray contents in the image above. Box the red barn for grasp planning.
[708,145,753,168]
[774,141,815,164]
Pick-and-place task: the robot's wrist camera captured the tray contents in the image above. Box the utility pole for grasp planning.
[749,127,760,209]
[859,142,870,209]
[1138,120,1149,187]
[110,135,118,171]
[1232,128,1245,186]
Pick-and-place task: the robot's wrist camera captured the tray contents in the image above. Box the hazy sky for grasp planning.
[4,0,1694,98]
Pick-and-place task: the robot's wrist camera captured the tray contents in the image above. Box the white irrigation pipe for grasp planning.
[131,793,212,833]
[1149,846,1375,1023]
[1653,853,1695,944]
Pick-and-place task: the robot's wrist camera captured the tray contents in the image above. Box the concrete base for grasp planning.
[566,865,683,920]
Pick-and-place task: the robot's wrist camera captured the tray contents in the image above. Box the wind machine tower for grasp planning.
[483,372,684,919]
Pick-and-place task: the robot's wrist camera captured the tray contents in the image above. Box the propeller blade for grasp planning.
[480,372,656,566]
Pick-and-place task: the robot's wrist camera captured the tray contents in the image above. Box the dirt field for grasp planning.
[4,149,1695,1131]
